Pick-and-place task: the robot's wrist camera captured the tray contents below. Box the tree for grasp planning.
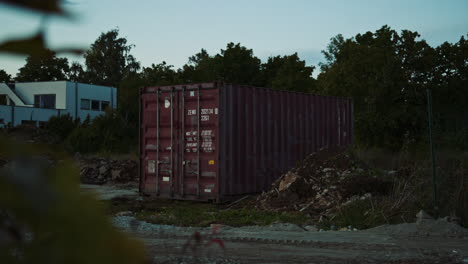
[179,49,216,83]
[317,26,436,150]
[0,69,11,82]
[16,49,70,82]
[118,72,145,129]
[431,35,468,149]
[141,61,180,86]
[214,42,261,85]
[179,43,261,85]
[261,53,316,92]
[68,62,85,82]
[320,34,345,72]
[83,29,140,87]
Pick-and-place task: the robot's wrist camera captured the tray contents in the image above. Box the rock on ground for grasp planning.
[78,157,138,185]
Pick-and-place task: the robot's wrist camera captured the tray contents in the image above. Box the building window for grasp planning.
[0,94,7,105]
[91,100,100,111]
[81,99,90,110]
[101,101,110,111]
[34,94,56,109]
[0,118,4,124]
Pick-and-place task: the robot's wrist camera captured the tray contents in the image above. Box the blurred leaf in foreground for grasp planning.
[0,32,83,57]
[0,0,68,16]
[0,136,147,264]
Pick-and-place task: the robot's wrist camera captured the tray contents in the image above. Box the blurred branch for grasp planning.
[0,32,84,56]
[0,0,68,16]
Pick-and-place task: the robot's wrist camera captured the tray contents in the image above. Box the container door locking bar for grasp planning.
[156,88,160,195]
[197,85,201,198]
[170,87,175,197]
[181,86,186,197]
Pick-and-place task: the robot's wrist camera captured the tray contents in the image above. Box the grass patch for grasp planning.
[107,197,309,227]
[317,198,426,230]
[137,208,309,227]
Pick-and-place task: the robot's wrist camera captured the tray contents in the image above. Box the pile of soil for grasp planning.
[78,157,138,185]
[256,147,392,220]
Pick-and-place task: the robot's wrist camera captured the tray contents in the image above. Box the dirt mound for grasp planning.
[256,147,392,220]
[78,157,138,185]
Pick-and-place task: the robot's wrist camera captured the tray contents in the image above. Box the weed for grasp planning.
[107,197,309,227]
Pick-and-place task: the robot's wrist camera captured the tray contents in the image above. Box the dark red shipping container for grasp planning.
[139,82,353,202]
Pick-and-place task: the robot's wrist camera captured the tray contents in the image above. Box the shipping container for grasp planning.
[139,82,353,202]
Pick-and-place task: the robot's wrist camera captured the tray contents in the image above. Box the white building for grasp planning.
[0,81,117,127]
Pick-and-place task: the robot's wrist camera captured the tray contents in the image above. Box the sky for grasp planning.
[0,0,467,77]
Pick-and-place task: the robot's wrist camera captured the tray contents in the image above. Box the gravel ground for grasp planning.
[84,184,468,263]
[80,184,139,200]
[111,215,468,264]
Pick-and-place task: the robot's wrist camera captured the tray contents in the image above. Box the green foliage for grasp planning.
[118,72,145,132]
[141,61,181,86]
[0,69,11,82]
[16,49,71,82]
[214,42,262,85]
[342,147,468,228]
[83,29,140,87]
[178,43,318,91]
[261,53,316,92]
[179,48,213,82]
[66,124,99,153]
[0,137,146,263]
[66,110,136,154]
[214,209,308,227]
[109,198,309,227]
[317,26,468,151]
[318,172,431,230]
[431,36,468,150]
[68,61,85,82]
[45,114,78,141]
[179,43,262,85]
[435,152,468,224]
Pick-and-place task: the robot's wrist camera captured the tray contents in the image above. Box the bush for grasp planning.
[66,125,100,153]
[45,114,79,141]
[66,110,137,154]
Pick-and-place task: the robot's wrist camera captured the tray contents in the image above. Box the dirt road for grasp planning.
[112,215,468,264]
[82,184,468,263]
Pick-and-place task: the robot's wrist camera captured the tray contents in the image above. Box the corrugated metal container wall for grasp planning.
[140,82,353,202]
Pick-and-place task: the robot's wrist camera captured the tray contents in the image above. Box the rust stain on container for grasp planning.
[139,82,353,202]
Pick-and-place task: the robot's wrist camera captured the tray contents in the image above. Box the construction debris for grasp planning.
[256,147,392,220]
[78,157,138,185]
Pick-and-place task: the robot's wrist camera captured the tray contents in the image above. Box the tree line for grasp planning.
[1,26,466,153]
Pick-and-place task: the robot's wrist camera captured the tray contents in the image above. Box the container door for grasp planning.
[141,88,180,197]
[141,85,220,200]
[179,87,220,200]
